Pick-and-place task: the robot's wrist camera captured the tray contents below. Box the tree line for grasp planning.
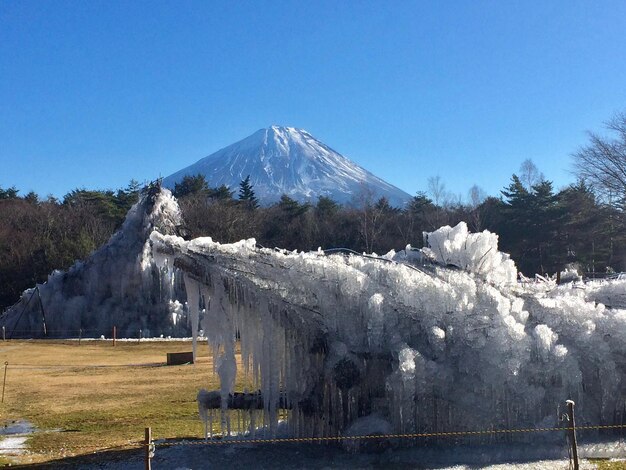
[1,111,625,311]
[174,168,626,276]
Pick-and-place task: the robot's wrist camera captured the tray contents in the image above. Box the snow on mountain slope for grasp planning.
[163,126,411,206]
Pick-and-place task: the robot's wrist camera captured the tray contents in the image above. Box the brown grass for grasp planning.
[0,339,236,465]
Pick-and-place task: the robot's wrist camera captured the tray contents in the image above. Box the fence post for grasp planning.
[566,400,579,470]
[139,329,142,342]
[113,326,116,347]
[144,426,152,470]
[2,326,5,341]
[78,328,82,346]
[2,361,8,403]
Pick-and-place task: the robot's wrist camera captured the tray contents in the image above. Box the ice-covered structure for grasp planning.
[3,186,626,443]
[151,220,626,441]
[0,183,189,338]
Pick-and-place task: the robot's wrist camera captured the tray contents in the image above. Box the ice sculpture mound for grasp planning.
[0,183,189,338]
[151,220,626,443]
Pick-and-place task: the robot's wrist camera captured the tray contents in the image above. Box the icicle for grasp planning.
[184,274,200,362]
[145,221,626,444]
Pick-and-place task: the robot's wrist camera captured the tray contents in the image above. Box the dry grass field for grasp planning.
[0,339,234,466]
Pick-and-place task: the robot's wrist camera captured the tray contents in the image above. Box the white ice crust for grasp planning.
[150,221,626,440]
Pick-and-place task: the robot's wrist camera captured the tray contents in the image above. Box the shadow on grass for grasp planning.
[8,447,142,469]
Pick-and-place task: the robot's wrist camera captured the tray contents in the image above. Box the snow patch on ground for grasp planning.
[0,436,28,455]
[0,420,35,456]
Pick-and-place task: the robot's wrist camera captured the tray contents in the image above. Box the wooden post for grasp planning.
[144,426,152,470]
[113,326,116,347]
[2,361,8,403]
[566,400,579,470]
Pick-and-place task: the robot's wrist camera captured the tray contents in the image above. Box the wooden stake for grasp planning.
[2,361,8,403]
[566,400,579,470]
[113,326,116,347]
[144,426,152,470]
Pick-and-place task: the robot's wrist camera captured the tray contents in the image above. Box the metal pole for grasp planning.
[79,328,82,346]
[566,400,579,470]
[2,326,5,341]
[2,361,8,403]
[113,326,116,347]
[144,426,152,470]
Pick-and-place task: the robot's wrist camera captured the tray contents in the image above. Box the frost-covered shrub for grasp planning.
[422,222,517,285]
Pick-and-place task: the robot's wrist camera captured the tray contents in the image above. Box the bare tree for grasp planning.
[427,176,453,228]
[573,112,626,205]
[467,184,487,231]
[468,185,486,208]
[427,176,447,207]
[355,186,384,253]
[519,159,544,191]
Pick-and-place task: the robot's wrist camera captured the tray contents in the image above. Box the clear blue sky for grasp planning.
[1,0,625,200]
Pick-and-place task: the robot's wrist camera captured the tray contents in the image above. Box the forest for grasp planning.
[1,113,626,312]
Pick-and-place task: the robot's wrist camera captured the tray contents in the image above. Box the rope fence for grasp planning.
[138,418,626,470]
[0,412,624,468]
[6,363,166,370]
[151,423,626,446]
[1,424,622,451]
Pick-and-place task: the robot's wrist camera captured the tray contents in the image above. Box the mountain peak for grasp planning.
[267,125,304,133]
[163,127,411,206]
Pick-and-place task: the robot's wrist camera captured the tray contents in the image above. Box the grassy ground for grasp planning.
[593,460,626,470]
[0,339,237,465]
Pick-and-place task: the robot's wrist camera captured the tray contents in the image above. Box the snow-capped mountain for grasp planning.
[163,126,411,206]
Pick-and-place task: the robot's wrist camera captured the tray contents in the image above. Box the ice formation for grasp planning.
[3,187,626,443]
[150,219,626,441]
[0,184,189,338]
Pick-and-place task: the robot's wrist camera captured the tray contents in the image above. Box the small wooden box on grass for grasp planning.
[166,351,194,365]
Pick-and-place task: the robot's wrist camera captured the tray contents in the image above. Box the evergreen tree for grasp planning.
[278,194,309,218]
[0,186,19,199]
[316,196,339,217]
[208,184,234,201]
[238,175,259,209]
[528,180,562,274]
[173,174,209,199]
[499,175,564,275]
[24,191,39,204]
[63,188,127,223]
